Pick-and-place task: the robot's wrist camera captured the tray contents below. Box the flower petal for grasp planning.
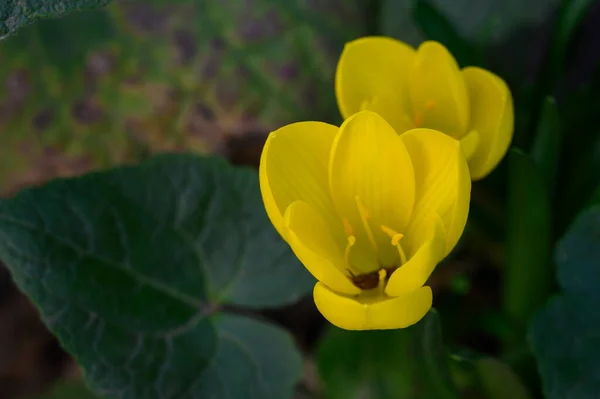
[460,129,480,160]
[336,36,416,134]
[329,111,416,272]
[409,41,470,139]
[284,201,361,295]
[259,121,340,238]
[400,128,470,257]
[385,213,446,295]
[462,67,514,180]
[314,283,432,330]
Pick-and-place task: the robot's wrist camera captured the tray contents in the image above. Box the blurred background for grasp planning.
[1,0,600,398]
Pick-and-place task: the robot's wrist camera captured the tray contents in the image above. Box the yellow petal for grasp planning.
[259,121,340,239]
[284,201,361,295]
[462,67,514,180]
[335,36,416,134]
[460,129,480,160]
[385,213,446,295]
[400,128,470,257]
[409,41,469,139]
[329,111,416,272]
[313,283,432,330]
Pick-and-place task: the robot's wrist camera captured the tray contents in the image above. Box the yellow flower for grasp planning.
[335,37,514,180]
[259,110,470,330]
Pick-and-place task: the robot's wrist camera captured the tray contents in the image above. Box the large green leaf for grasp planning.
[554,206,600,302]
[0,0,111,39]
[316,310,458,399]
[529,206,600,399]
[0,154,309,399]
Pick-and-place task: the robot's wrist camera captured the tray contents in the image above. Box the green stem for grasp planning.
[503,150,554,336]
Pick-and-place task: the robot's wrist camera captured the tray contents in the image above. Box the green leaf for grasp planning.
[530,295,600,399]
[474,357,533,399]
[0,154,308,399]
[36,380,102,399]
[531,96,561,189]
[504,149,553,327]
[0,0,112,39]
[316,310,459,399]
[529,205,600,399]
[554,205,600,301]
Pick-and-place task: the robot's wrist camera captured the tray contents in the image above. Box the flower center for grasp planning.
[343,196,409,290]
[414,100,436,128]
[361,97,438,131]
[348,266,399,291]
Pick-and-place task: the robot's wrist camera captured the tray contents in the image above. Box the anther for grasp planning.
[381,225,399,239]
[380,225,408,265]
[414,101,436,127]
[344,235,356,268]
[391,233,403,246]
[414,111,424,127]
[343,219,354,236]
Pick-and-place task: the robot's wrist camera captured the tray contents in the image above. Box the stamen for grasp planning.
[403,114,416,128]
[355,195,378,253]
[343,219,354,236]
[396,241,408,265]
[414,111,424,127]
[378,268,387,289]
[414,101,436,127]
[380,225,408,265]
[380,225,399,239]
[391,234,403,246]
[344,235,356,268]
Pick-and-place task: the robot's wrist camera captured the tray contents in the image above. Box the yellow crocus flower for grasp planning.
[259,110,470,330]
[336,37,514,180]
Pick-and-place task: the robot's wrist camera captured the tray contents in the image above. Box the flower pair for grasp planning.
[259,37,514,330]
[337,37,513,180]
